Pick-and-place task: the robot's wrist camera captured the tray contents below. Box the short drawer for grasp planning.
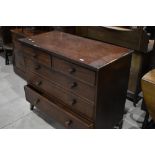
[26,59,96,102]
[24,85,94,129]
[53,57,96,86]
[17,42,51,68]
[27,72,95,120]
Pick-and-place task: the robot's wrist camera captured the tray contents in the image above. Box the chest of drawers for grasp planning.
[16,31,132,128]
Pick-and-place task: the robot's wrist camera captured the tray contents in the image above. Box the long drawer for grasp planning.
[26,58,96,102]
[17,42,51,68]
[52,57,96,86]
[24,85,94,129]
[27,71,95,120]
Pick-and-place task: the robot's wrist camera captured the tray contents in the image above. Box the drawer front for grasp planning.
[14,50,25,71]
[17,42,51,68]
[26,59,96,102]
[27,72,95,120]
[24,86,94,129]
[53,57,96,86]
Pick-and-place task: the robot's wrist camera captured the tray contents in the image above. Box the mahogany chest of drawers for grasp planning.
[16,31,132,128]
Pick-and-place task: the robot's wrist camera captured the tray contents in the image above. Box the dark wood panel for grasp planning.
[25,85,94,129]
[12,31,27,80]
[95,54,132,128]
[75,26,149,53]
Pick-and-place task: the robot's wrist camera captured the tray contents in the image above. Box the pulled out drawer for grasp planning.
[24,85,94,129]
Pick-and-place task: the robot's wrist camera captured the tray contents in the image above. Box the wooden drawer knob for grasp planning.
[68,68,76,74]
[34,99,40,105]
[65,120,72,127]
[35,81,42,86]
[70,82,77,89]
[69,99,77,106]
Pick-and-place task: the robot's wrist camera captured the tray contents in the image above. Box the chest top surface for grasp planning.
[19,31,132,70]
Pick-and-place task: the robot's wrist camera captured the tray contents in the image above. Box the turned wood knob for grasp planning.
[69,99,76,106]
[34,99,40,105]
[65,120,72,127]
[70,82,77,89]
[35,81,42,86]
[68,68,76,74]
[35,65,41,70]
